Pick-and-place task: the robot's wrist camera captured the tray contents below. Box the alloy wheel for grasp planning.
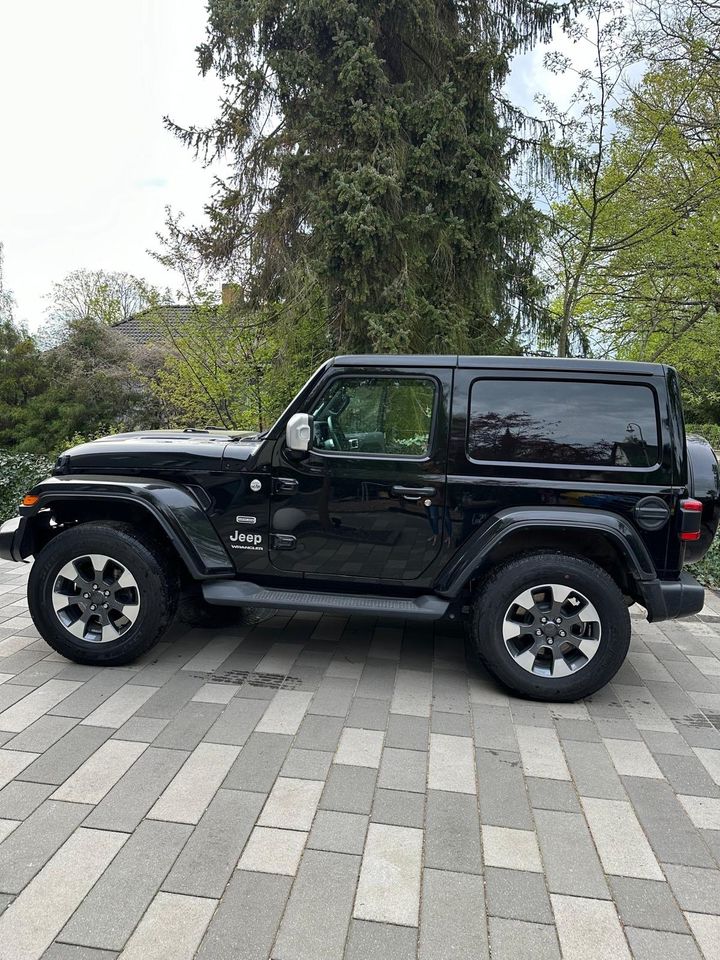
[51,553,140,643]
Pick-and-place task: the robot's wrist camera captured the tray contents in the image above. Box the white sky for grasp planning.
[0,1,573,330]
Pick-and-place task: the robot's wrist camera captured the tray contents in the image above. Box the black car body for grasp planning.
[2,355,718,700]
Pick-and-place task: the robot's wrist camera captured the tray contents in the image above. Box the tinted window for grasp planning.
[467,379,660,467]
[311,377,435,455]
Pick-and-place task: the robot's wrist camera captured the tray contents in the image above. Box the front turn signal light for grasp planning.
[21,494,39,507]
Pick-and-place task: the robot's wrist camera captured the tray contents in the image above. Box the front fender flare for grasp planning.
[434,506,657,598]
[18,475,233,579]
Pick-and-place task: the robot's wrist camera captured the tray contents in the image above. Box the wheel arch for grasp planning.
[16,476,233,581]
[435,507,656,600]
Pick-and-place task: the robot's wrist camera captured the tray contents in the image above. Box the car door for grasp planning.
[269,366,452,583]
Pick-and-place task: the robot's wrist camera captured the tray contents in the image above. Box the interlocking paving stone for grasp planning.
[113,891,216,960]
[335,727,384,767]
[0,779,54,820]
[418,868,488,960]
[608,876,689,933]
[624,927,703,959]
[664,863,720,913]
[623,776,716,867]
[372,787,426,828]
[354,822,423,926]
[424,789,482,874]
[79,684,156,728]
[385,713,430,751]
[163,788,263,897]
[488,918,560,960]
[84,746,189,832]
[0,828,127,960]
[3,714,78,753]
[60,819,192,950]
[195,871,291,960]
[0,748,38,789]
[0,800,92,894]
[319,764,377,814]
[552,894,631,960]
[52,739,147,804]
[238,825,307,875]
[148,742,240,824]
[581,796,664,880]
[685,912,720,960]
[202,697,268,745]
[222,732,292,793]
[475,749,533,829]
[257,776,323,831]
[525,776,581,812]
[16,725,113,785]
[307,810,368,855]
[344,920,417,960]
[427,733,475,793]
[534,809,610,899]
[485,867,554,924]
[272,849,360,960]
[0,679,83,733]
[0,571,719,959]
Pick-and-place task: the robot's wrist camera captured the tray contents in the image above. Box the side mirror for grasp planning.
[286,412,313,453]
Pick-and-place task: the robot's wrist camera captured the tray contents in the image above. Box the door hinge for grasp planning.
[270,533,297,550]
[274,477,299,495]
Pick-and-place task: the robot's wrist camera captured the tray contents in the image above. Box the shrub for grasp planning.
[686,423,720,449]
[690,536,720,590]
[0,450,54,523]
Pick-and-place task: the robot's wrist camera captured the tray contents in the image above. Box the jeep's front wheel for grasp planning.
[28,523,178,666]
[468,552,630,702]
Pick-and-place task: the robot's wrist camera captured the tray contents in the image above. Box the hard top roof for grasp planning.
[330,354,665,376]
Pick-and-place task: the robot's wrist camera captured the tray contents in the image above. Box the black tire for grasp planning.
[28,522,179,666]
[468,551,631,702]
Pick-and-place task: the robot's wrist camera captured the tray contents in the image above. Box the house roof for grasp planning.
[113,305,197,346]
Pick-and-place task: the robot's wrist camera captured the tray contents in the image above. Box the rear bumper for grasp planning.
[638,572,705,622]
[0,516,28,563]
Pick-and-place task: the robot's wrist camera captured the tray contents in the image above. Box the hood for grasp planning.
[54,428,264,476]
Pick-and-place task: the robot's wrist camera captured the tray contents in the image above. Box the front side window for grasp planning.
[311,376,436,456]
[468,379,660,467]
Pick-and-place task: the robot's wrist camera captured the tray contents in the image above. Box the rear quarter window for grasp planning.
[467,379,660,468]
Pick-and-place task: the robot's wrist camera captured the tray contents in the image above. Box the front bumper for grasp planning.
[638,572,706,622]
[0,516,29,563]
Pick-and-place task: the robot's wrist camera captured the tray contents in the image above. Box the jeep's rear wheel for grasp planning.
[29,523,178,665]
[468,552,630,701]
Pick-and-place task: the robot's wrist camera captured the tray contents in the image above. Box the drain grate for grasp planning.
[189,669,301,690]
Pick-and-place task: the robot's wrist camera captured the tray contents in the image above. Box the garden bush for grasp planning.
[690,536,720,590]
[0,450,53,523]
[686,423,720,449]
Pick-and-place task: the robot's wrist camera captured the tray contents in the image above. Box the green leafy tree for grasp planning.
[168,0,570,355]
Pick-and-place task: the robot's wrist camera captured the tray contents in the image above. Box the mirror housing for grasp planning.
[286,412,313,453]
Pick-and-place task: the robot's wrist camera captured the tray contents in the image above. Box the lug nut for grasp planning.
[559,630,566,637]
[103,590,110,597]
[535,629,543,636]
[83,593,90,599]
[547,638,554,645]
[555,617,562,624]
[541,617,548,624]
[89,604,97,611]
[102,603,109,609]
[92,584,98,590]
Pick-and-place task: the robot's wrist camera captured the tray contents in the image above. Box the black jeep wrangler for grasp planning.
[1,355,718,701]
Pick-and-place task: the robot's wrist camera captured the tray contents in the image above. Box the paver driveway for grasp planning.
[0,558,719,960]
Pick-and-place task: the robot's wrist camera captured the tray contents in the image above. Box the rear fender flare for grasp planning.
[435,506,657,598]
[18,475,233,579]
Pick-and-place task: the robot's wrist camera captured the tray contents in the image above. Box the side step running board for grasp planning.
[202,581,449,621]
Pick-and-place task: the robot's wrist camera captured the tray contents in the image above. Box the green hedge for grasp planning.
[0,451,54,523]
[686,423,720,449]
[690,536,720,590]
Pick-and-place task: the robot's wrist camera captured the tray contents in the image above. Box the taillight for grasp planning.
[679,498,703,541]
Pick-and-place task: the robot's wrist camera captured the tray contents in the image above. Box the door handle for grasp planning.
[391,485,437,502]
